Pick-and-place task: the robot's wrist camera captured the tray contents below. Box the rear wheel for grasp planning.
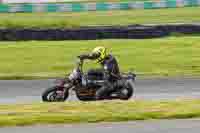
[119,80,134,100]
[42,86,69,102]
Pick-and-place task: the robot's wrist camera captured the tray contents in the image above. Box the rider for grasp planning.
[78,46,121,100]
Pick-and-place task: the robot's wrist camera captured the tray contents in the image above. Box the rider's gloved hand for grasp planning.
[77,54,89,60]
[77,55,84,60]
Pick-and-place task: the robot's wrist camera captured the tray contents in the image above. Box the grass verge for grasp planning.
[0,36,200,79]
[0,7,200,28]
[0,99,200,127]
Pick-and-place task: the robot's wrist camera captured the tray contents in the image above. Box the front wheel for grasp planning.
[119,80,134,100]
[42,86,69,102]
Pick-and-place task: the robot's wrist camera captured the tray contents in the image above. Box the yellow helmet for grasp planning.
[92,46,107,63]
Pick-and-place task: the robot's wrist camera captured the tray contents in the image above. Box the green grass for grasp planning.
[0,36,200,79]
[0,7,200,28]
[0,99,200,127]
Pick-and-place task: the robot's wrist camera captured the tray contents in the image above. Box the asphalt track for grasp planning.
[0,77,200,103]
[1,119,200,133]
[0,78,200,132]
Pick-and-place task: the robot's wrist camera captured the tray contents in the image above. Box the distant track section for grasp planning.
[0,0,200,13]
[1,24,200,40]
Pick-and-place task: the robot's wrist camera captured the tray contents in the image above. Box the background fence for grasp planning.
[1,0,75,4]
[0,0,200,13]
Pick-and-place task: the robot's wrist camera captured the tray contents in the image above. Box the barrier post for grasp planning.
[0,4,9,12]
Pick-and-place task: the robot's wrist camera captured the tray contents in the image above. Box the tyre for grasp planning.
[119,80,134,100]
[42,86,69,102]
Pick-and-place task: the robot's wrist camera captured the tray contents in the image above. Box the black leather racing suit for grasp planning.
[78,54,121,100]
